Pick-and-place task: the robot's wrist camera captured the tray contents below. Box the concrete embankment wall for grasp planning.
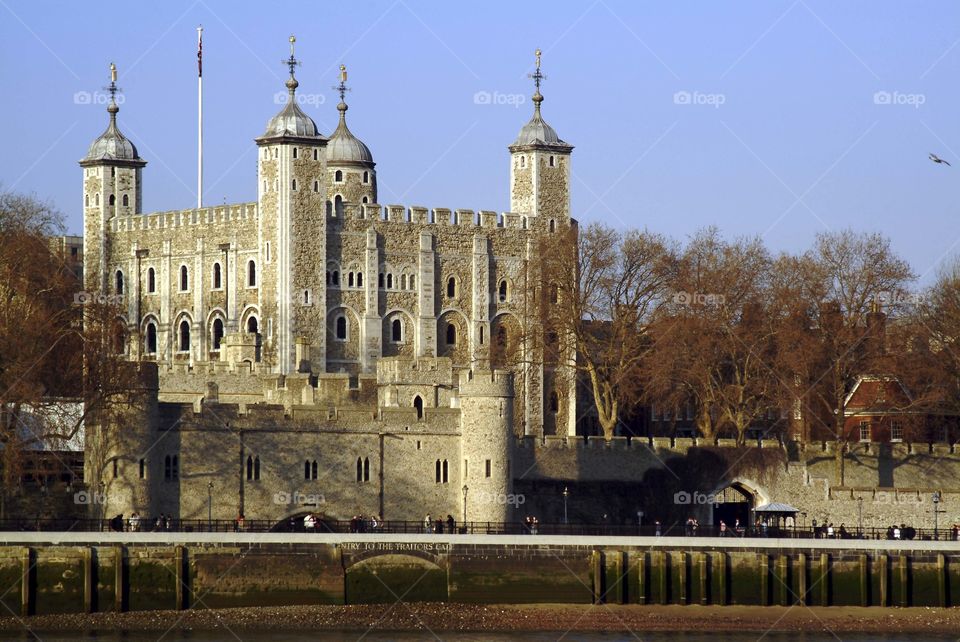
[1,533,959,615]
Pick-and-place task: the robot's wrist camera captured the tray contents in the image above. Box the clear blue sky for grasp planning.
[2,1,959,284]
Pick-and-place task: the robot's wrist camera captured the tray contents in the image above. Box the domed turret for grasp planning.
[327,99,374,165]
[256,36,324,144]
[325,65,376,209]
[509,50,572,153]
[82,63,143,163]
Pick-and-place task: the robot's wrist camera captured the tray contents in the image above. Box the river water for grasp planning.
[0,633,954,641]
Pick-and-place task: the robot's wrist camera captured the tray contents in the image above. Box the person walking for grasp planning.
[423,514,433,533]
[446,514,455,534]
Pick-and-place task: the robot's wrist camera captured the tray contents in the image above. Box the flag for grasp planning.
[197,28,203,77]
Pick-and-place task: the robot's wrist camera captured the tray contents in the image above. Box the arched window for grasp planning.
[442,460,448,483]
[391,318,402,342]
[85,194,89,207]
[363,457,370,482]
[348,272,354,287]
[414,395,424,420]
[446,324,456,346]
[357,272,363,287]
[447,277,456,298]
[520,156,526,168]
[356,457,363,482]
[378,273,384,288]
[213,262,221,289]
[401,274,407,290]
[362,196,368,204]
[95,193,100,206]
[363,171,369,184]
[303,289,311,305]
[179,320,191,351]
[180,265,189,291]
[326,200,332,217]
[112,322,125,354]
[115,270,124,295]
[108,194,115,206]
[410,275,415,289]
[248,260,256,287]
[332,270,339,286]
[254,456,260,480]
[498,280,508,302]
[293,147,298,159]
[304,460,311,480]
[122,194,129,207]
[435,459,441,483]
[247,316,259,334]
[549,155,556,167]
[313,180,319,193]
[386,274,393,289]
[335,170,343,182]
[291,179,298,191]
[550,391,559,413]
[172,455,179,480]
[146,323,157,354]
[549,219,556,233]
[147,267,156,293]
[334,195,344,217]
[311,460,318,479]
[212,318,224,350]
[335,315,347,340]
[246,456,253,480]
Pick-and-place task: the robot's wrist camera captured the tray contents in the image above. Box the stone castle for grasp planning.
[78,41,960,530]
[81,42,577,524]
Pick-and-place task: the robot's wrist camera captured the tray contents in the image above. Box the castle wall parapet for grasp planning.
[336,202,526,230]
[111,202,257,233]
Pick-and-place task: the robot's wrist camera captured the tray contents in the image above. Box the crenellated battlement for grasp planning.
[329,202,529,230]
[109,202,258,233]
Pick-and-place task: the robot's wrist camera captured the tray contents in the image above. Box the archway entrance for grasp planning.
[712,483,753,531]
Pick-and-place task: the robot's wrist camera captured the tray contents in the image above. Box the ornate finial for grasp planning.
[334,63,350,109]
[527,48,545,111]
[282,35,301,93]
[105,62,120,117]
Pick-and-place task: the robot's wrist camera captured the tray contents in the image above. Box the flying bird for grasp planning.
[929,153,951,166]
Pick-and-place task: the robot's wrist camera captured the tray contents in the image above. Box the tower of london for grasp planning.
[81,40,576,524]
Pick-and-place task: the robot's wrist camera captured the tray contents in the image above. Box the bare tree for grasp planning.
[537,223,676,439]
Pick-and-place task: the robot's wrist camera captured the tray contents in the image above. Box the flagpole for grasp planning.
[197,25,203,209]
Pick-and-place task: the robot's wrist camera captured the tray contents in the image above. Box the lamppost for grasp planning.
[562,486,570,525]
[207,481,214,530]
[461,485,468,528]
[637,510,643,535]
[933,491,943,539]
[857,497,863,537]
[98,481,106,527]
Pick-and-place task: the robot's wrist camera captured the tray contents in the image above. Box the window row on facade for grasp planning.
[114,261,258,297]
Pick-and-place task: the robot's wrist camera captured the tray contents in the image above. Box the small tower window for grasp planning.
[378,273,384,288]
[179,320,191,351]
[414,395,424,420]
[95,193,100,206]
[115,270,124,295]
[85,195,89,207]
[313,180,319,193]
[212,318,224,350]
[139,458,146,479]
[348,272,354,287]
[313,149,318,161]
[303,289,311,305]
[447,277,456,298]
[410,275,416,289]
[180,265,189,291]
[446,324,456,346]
[334,195,344,217]
[109,194,115,206]
[363,171,369,184]
[335,170,343,183]
[549,155,556,167]
[292,179,298,191]
[248,260,257,287]
[364,457,370,482]
[520,156,526,168]
[391,318,402,342]
[498,280,508,303]
[111,167,116,177]
[401,274,407,290]
[292,147,298,159]
[247,316,259,334]
[357,272,363,287]
[122,194,129,207]
[442,460,449,483]
[146,323,157,354]
[332,270,340,286]
[549,219,556,233]
[435,460,441,483]
[335,315,347,340]
[213,262,222,289]
[362,196,368,204]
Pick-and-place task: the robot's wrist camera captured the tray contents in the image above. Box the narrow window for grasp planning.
[213,263,221,289]
[311,461,318,479]
[332,270,339,286]
[357,272,363,287]
[549,219,556,233]
[292,179,297,191]
[414,395,423,420]
[212,318,224,350]
[335,170,343,182]
[479,326,484,345]
[410,275,415,289]
[253,456,260,480]
[292,147,298,159]
[95,193,100,206]
[386,273,393,289]
[303,289,311,305]
[336,315,347,340]
[164,456,172,480]
[356,457,363,482]
[520,156,526,168]
[247,317,259,334]
[362,196,368,204]
[147,267,156,293]
[549,155,555,167]
[313,149,318,161]
[442,460,449,483]
[485,459,491,478]
[180,265,189,291]
[246,456,253,480]
[435,460,441,483]
[447,277,456,298]
[304,460,311,480]
[446,324,456,346]
[115,270,124,295]
[266,243,271,262]
[111,167,115,177]
[498,280,508,302]
[348,272,354,287]
[109,194,115,206]
[363,171,369,184]
[122,194,129,207]
[172,455,179,480]
[179,320,190,351]
[401,274,407,290]
[146,323,157,353]
[392,318,402,342]
[313,180,319,193]
[248,260,257,287]
[363,457,370,482]
[335,195,344,217]
[85,194,89,207]
[379,273,384,288]
[139,458,145,479]
[550,391,559,413]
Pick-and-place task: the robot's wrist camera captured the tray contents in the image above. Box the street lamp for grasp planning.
[562,486,570,525]
[933,491,942,539]
[462,485,468,528]
[98,481,106,527]
[857,496,863,537]
[207,481,214,530]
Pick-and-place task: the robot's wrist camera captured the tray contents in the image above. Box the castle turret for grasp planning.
[255,36,328,373]
[508,49,573,226]
[79,62,146,294]
[459,369,514,522]
[326,65,376,212]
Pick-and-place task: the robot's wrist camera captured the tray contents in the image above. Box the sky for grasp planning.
[2,1,959,285]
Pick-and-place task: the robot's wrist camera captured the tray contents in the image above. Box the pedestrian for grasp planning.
[304,513,316,531]
[423,514,432,533]
[719,520,727,537]
[893,525,901,540]
[435,517,444,534]
[446,514,455,534]
[655,520,661,537]
[371,514,381,531]
[129,512,141,532]
[531,516,539,535]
